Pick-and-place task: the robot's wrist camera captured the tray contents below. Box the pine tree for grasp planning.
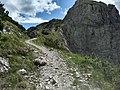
[0,2,5,17]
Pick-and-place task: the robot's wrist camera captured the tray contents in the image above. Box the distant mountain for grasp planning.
[27,19,62,38]
[27,19,66,49]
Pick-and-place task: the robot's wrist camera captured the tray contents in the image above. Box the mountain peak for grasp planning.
[62,0,120,64]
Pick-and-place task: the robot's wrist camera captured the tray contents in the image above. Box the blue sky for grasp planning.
[0,0,120,29]
[21,0,76,29]
[1,0,76,29]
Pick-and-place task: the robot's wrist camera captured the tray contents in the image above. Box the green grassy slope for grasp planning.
[0,33,36,90]
[33,29,65,49]
[0,3,36,89]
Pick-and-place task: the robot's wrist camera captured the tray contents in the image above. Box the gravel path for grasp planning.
[25,38,76,90]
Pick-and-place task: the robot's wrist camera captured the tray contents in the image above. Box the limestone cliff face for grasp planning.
[62,0,120,64]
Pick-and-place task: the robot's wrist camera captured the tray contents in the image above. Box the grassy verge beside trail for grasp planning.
[32,30,65,50]
[0,33,36,90]
[59,50,120,90]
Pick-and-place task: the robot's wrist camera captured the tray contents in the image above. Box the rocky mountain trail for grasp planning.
[25,38,100,90]
[25,38,75,90]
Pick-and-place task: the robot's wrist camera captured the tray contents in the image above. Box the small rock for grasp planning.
[34,58,40,61]
[69,57,72,59]
[39,83,43,88]
[40,60,47,66]
[48,81,51,85]
[49,75,53,79]
[34,50,38,53]
[51,75,59,84]
[45,86,50,90]
[76,72,80,78]
[18,69,27,75]
[79,80,85,83]
[55,67,59,70]
[70,68,73,71]
[45,79,50,82]
[31,48,35,51]
[70,73,74,76]
[50,79,56,85]
[66,73,70,75]
[39,56,45,60]
[49,48,54,51]
[53,83,58,87]
[87,73,92,77]
[22,56,26,59]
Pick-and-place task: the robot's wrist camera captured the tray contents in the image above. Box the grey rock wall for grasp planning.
[62,0,120,64]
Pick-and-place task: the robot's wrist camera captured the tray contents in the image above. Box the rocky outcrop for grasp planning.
[61,0,120,64]
[0,57,10,72]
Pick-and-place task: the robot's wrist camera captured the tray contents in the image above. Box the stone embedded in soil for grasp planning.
[18,69,27,75]
[0,57,10,72]
[45,86,50,90]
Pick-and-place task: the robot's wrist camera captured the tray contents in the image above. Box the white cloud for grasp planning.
[0,0,60,23]
[95,0,115,4]
[64,8,69,15]
[1,0,120,24]
[19,17,49,24]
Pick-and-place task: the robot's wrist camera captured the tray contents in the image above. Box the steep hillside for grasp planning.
[0,3,26,37]
[0,3,37,90]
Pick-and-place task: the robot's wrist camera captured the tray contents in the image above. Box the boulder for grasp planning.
[34,59,47,66]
